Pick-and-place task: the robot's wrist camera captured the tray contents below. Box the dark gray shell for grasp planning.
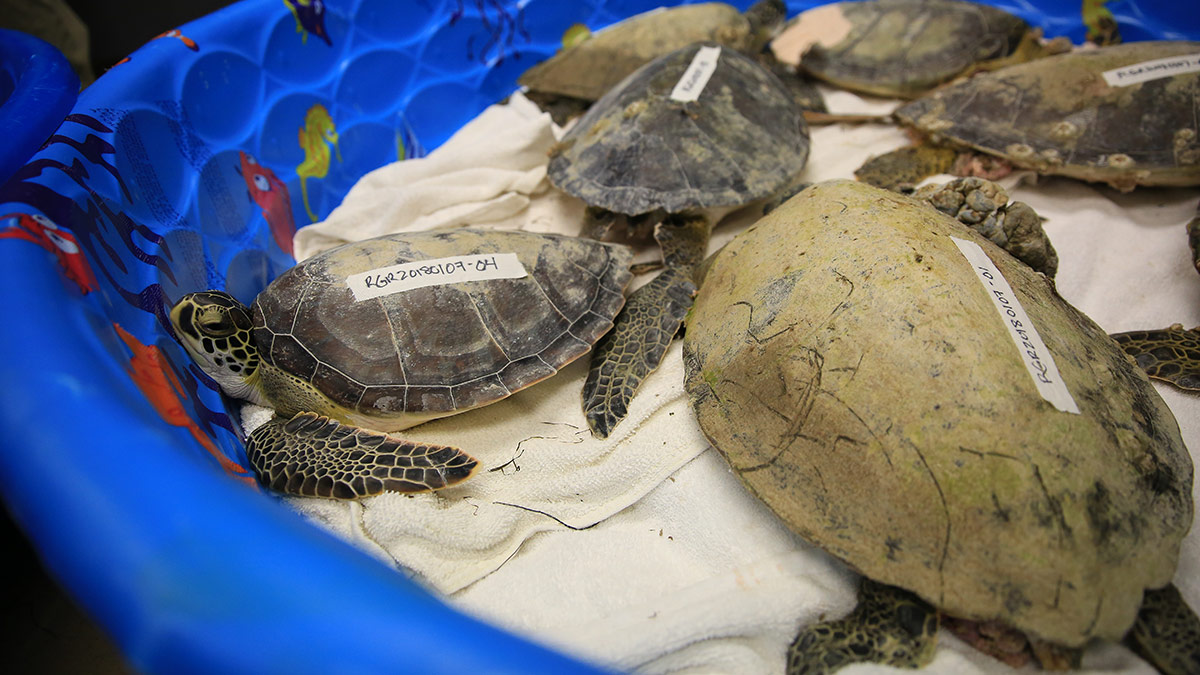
[794,0,1031,98]
[252,229,632,417]
[896,41,1200,190]
[548,41,810,216]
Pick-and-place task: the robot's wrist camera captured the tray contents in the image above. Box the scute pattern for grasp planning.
[252,229,632,416]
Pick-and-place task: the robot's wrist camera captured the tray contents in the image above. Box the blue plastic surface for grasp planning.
[0,1,1196,673]
[0,28,79,188]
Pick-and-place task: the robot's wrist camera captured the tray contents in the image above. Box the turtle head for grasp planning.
[169,291,265,404]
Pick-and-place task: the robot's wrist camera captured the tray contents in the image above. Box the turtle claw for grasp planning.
[246,412,479,499]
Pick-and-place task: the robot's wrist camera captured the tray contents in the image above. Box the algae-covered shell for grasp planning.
[682,180,1193,646]
[897,40,1200,191]
[548,42,809,216]
[252,229,631,423]
[774,0,1032,98]
[520,1,784,103]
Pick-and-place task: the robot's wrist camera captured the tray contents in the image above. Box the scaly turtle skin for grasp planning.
[170,229,632,499]
[520,0,786,124]
[1111,201,1200,393]
[683,180,1198,673]
[769,0,1058,99]
[858,41,1200,192]
[548,41,810,438]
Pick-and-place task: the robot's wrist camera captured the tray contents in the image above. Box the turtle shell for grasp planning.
[548,41,810,216]
[779,0,1031,98]
[896,41,1200,191]
[519,2,779,103]
[682,180,1193,646]
[252,229,631,422]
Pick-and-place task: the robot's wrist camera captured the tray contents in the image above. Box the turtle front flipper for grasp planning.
[1124,583,1200,675]
[1110,325,1200,392]
[582,214,710,438]
[913,177,1058,277]
[787,578,938,674]
[247,412,479,499]
[855,145,958,192]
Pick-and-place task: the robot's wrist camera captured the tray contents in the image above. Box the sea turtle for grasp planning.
[547,41,810,438]
[169,229,632,499]
[855,40,1200,192]
[1111,201,1200,393]
[768,0,1067,100]
[682,179,1199,673]
[519,0,787,124]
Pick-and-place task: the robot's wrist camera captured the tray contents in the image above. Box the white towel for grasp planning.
[275,89,1200,674]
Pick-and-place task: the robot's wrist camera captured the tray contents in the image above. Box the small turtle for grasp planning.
[769,0,1067,99]
[169,229,632,499]
[1111,201,1200,393]
[856,40,1200,192]
[547,41,810,438]
[683,179,1199,674]
[520,0,787,124]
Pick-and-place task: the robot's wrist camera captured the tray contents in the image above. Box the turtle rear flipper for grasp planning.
[787,579,938,674]
[1110,325,1200,392]
[1125,583,1200,675]
[855,145,957,192]
[582,215,709,439]
[247,412,479,499]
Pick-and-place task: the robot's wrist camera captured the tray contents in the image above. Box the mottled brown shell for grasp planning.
[548,42,809,216]
[683,180,1193,646]
[789,0,1031,98]
[897,41,1200,190]
[519,2,777,102]
[252,229,631,418]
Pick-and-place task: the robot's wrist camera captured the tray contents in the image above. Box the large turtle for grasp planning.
[768,0,1066,100]
[855,40,1200,192]
[169,229,632,499]
[682,179,1199,673]
[547,40,810,438]
[519,0,787,124]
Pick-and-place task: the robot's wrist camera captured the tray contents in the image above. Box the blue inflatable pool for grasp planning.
[0,1,1196,673]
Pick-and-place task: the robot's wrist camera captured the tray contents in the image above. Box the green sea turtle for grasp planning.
[547,41,810,438]
[768,0,1067,100]
[855,40,1200,192]
[682,179,1199,673]
[519,0,787,124]
[169,229,632,499]
[1111,201,1200,394]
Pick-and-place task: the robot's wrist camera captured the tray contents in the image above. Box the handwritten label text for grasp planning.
[346,252,527,301]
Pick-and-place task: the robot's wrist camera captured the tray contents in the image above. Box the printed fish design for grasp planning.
[113,28,199,66]
[297,103,340,222]
[284,0,332,46]
[113,323,257,486]
[238,152,297,257]
[0,213,98,294]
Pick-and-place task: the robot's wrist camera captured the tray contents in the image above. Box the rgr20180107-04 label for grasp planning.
[346,253,527,301]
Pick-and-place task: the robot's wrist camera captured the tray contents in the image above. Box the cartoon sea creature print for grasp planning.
[237,152,297,257]
[113,323,257,487]
[297,103,340,222]
[0,213,98,294]
[284,0,332,46]
[113,28,199,66]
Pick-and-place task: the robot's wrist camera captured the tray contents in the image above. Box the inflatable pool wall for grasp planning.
[0,1,1195,673]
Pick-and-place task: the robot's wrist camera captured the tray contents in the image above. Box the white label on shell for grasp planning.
[670,45,722,102]
[346,252,527,301]
[1102,53,1200,87]
[951,237,1080,415]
